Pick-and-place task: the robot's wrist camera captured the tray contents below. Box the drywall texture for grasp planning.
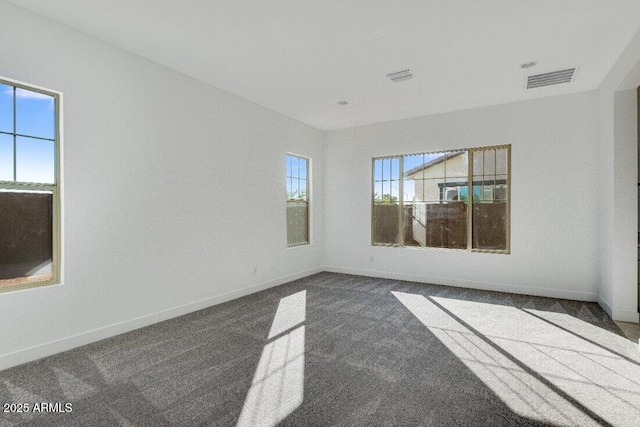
[0,2,324,368]
[612,90,638,320]
[324,92,600,301]
[598,26,640,322]
[611,90,638,322]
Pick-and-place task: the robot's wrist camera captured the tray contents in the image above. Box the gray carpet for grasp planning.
[1,272,639,426]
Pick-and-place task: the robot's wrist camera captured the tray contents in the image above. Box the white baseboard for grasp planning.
[0,267,323,371]
[598,294,614,318]
[598,293,639,322]
[612,309,640,323]
[3,266,630,371]
[324,265,599,302]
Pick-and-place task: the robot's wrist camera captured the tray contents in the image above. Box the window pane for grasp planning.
[422,179,444,202]
[472,147,509,251]
[483,149,496,175]
[495,185,508,201]
[459,185,482,203]
[286,175,293,199]
[0,134,13,181]
[372,157,400,244]
[390,157,400,180]
[379,159,390,181]
[403,154,423,180]
[16,136,54,184]
[482,185,494,202]
[287,201,308,246]
[294,179,300,200]
[403,202,422,247]
[300,179,305,200]
[0,190,53,288]
[422,202,467,249]
[293,155,300,180]
[403,176,416,203]
[373,202,399,244]
[389,180,399,201]
[445,150,467,180]
[299,158,307,182]
[402,154,424,246]
[0,84,13,133]
[16,88,55,139]
[286,154,310,246]
[374,159,383,181]
[496,148,508,174]
[472,151,483,175]
[443,186,459,201]
[423,152,446,179]
[473,202,507,250]
[286,155,293,178]
[374,157,401,203]
[372,145,508,252]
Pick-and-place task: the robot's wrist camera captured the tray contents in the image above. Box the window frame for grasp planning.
[371,144,510,254]
[285,152,310,248]
[0,77,62,293]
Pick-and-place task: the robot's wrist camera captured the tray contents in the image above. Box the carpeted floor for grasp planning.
[1,272,639,426]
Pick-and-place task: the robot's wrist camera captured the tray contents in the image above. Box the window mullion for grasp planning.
[398,156,404,247]
[12,86,16,182]
[467,150,473,251]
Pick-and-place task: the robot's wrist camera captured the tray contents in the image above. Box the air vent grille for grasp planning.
[526,68,576,89]
[387,69,413,83]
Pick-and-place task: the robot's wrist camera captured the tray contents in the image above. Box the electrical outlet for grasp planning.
[253,267,258,275]
[369,256,374,263]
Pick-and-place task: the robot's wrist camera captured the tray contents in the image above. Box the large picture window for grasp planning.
[372,145,510,253]
[286,153,309,247]
[0,78,60,292]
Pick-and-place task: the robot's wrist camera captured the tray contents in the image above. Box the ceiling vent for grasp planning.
[526,67,577,89]
[386,69,414,83]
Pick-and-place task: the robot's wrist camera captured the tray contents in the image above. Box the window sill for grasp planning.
[371,243,509,254]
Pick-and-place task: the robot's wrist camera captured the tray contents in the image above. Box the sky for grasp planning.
[373,150,506,202]
[0,83,55,185]
[285,154,308,199]
[373,154,446,201]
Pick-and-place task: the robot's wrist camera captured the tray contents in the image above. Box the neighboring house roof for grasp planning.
[404,151,464,177]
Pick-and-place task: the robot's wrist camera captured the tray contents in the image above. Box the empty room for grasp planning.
[2,0,640,426]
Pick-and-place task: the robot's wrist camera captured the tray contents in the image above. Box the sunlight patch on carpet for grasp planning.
[237,291,306,427]
[392,291,640,426]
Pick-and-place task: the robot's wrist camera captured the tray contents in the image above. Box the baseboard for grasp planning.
[612,309,640,323]
[324,265,599,302]
[598,294,614,318]
[598,293,639,322]
[0,266,323,371]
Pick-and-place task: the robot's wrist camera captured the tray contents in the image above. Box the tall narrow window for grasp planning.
[373,157,401,244]
[0,79,60,292]
[286,153,309,247]
[372,144,510,253]
[471,146,509,250]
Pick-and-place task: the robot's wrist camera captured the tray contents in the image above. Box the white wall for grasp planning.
[0,2,324,369]
[324,92,600,301]
[612,90,638,319]
[598,26,640,323]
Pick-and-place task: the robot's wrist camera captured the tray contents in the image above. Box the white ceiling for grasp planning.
[7,0,640,130]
